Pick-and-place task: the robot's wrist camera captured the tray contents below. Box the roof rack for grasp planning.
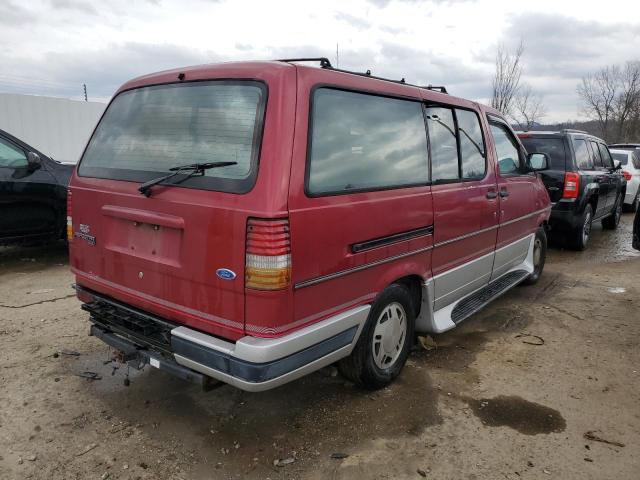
[561,128,588,134]
[277,57,333,68]
[424,85,448,94]
[276,58,448,94]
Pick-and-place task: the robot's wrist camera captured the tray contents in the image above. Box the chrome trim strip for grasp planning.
[433,224,498,248]
[293,207,550,290]
[498,207,550,228]
[294,245,433,289]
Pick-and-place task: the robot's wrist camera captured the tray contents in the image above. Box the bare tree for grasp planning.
[578,62,640,142]
[512,83,547,130]
[491,41,524,116]
[577,65,620,140]
[614,61,640,140]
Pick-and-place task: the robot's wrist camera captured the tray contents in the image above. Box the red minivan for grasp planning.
[69,58,551,391]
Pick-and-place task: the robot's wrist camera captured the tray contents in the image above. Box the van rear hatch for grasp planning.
[69,66,294,341]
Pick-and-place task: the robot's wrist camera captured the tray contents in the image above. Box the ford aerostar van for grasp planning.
[69,58,551,391]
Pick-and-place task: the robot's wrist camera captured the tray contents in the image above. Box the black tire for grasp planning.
[602,196,622,230]
[338,284,415,390]
[571,204,593,251]
[522,226,547,285]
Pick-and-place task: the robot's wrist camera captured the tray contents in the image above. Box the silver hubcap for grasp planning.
[533,238,542,268]
[372,302,407,370]
[583,212,592,244]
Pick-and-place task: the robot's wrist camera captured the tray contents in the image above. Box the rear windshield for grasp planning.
[611,152,629,165]
[78,81,266,193]
[519,137,566,170]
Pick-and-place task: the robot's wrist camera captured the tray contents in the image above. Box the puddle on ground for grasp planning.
[607,287,626,294]
[463,395,566,435]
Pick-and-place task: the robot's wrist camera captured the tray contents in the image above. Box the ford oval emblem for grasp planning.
[216,268,237,280]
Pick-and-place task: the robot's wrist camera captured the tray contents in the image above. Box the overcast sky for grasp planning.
[1,0,639,122]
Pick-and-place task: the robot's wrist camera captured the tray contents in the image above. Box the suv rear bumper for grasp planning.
[549,200,581,231]
[79,285,370,392]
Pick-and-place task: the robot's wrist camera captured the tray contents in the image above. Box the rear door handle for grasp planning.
[499,189,509,198]
[486,191,498,199]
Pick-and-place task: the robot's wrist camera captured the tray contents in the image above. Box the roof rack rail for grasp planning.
[561,128,588,134]
[423,85,448,94]
[277,57,333,68]
[276,58,448,95]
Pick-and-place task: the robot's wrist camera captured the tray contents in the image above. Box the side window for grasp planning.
[573,139,593,170]
[589,141,603,167]
[489,122,522,175]
[598,143,613,168]
[0,137,28,168]
[425,107,458,182]
[456,109,486,179]
[633,153,640,170]
[307,88,429,195]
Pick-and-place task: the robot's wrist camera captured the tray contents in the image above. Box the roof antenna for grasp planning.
[365,70,371,76]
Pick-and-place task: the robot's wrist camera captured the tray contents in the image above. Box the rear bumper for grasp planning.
[548,200,580,231]
[79,286,370,391]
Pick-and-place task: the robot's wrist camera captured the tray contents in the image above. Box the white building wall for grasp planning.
[0,93,106,164]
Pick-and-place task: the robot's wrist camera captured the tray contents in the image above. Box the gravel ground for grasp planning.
[1,215,639,480]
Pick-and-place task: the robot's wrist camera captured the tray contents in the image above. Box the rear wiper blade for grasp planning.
[138,162,237,197]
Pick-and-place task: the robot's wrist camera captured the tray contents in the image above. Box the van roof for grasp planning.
[116,60,498,116]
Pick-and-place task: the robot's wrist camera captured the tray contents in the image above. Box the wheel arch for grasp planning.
[371,261,427,319]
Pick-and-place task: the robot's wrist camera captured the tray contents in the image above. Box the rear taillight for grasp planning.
[245,218,291,290]
[66,189,73,241]
[563,172,580,199]
[623,171,632,181]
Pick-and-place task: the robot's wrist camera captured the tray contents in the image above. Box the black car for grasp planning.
[0,129,73,244]
[517,129,626,250]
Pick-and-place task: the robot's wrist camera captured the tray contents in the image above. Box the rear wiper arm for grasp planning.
[138,162,237,197]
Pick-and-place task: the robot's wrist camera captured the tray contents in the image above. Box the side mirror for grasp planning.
[27,152,41,170]
[613,160,622,170]
[528,152,548,171]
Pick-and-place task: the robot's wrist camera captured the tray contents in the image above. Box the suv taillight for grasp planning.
[622,171,632,181]
[563,172,580,199]
[66,189,73,241]
[245,218,291,290]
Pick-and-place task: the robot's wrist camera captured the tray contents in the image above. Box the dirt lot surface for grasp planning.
[1,216,639,480]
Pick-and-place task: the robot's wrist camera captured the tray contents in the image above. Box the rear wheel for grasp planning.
[522,226,547,285]
[338,284,414,389]
[571,204,593,251]
[602,196,622,230]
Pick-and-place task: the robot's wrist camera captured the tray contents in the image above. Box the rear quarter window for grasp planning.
[307,88,428,195]
[572,139,594,170]
[520,137,566,171]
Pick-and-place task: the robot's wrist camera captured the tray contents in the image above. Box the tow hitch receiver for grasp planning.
[90,324,221,391]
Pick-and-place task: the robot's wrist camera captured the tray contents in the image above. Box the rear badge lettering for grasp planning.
[74,224,96,246]
[216,268,237,280]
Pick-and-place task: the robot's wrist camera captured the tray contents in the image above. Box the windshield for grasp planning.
[611,152,629,165]
[78,80,266,193]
